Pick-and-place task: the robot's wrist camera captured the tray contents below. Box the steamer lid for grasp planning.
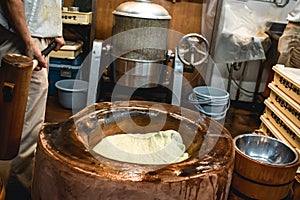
[113,0,171,20]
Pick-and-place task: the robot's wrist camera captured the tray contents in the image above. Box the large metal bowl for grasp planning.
[234,134,298,166]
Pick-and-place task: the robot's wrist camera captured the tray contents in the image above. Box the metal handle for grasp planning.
[32,40,57,69]
[41,40,57,56]
[2,82,15,102]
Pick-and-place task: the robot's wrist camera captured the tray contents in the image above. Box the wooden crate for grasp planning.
[50,41,83,59]
[268,83,300,129]
[273,64,300,105]
[62,10,92,25]
[263,99,300,150]
[260,115,300,156]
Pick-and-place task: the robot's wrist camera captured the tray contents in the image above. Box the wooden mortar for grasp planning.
[32,101,235,200]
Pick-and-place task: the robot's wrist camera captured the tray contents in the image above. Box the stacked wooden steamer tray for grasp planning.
[259,64,300,173]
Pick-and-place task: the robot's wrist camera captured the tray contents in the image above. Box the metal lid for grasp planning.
[113,0,171,20]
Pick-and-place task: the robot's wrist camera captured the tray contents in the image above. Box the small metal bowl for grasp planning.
[68,6,79,12]
[234,134,298,166]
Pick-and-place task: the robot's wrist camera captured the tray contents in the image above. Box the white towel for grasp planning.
[93,130,188,165]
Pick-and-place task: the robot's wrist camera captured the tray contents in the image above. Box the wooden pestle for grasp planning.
[0,54,33,160]
[0,41,56,160]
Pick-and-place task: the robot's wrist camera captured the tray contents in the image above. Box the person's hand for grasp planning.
[24,39,47,71]
[53,37,65,51]
[26,37,65,71]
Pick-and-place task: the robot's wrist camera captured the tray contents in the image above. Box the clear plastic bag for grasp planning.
[213,0,272,63]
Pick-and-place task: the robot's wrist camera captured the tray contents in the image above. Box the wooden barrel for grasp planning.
[32,101,235,200]
[231,134,300,200]
[230,170,294,200]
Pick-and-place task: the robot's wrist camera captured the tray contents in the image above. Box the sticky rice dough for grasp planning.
[93,130,189,165]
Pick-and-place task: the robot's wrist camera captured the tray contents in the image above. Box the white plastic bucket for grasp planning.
[193,86,229,101]
[55,79,88,110]
[201,101,229,114]
[189,86,230,121]
[195,103,230,120]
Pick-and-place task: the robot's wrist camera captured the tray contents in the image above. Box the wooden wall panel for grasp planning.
[63,0,73,7]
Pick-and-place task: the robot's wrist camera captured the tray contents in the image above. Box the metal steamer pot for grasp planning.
[111,0,171,88]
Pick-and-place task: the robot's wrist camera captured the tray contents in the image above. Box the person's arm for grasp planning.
[5,0,47,68]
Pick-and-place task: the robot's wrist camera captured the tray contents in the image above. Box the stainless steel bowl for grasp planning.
[68,6,79,12]
[234,134,298,166]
